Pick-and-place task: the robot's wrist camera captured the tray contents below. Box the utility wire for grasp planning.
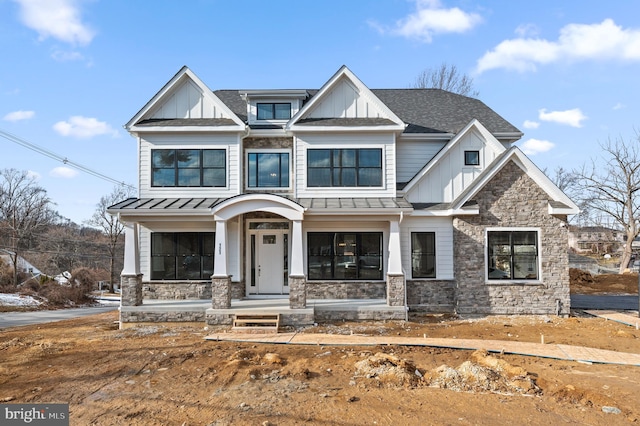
[0,128,136,190]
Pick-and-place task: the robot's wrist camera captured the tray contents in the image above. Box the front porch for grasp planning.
[119,298,407,328]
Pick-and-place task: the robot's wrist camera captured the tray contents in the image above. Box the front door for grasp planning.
[249,230,289,295]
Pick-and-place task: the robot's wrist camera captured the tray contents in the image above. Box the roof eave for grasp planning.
[128,125,245,133]
[288,124,405,133]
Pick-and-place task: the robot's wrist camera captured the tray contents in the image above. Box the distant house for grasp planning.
[567,226,624,255]
[108,65,579,326]
[0,250,42,275]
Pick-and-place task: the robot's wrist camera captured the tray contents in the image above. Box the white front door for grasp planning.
[249,230,289,295]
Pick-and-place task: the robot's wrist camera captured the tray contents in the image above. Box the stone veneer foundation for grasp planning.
[453,161,571,316]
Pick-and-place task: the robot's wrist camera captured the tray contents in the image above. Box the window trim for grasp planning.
[151,148,227,188]
[306,148,384,188]
[411,231,436,279]
[485,227,541,283]
[246,149,292,190]
[256,102,292,121]
[464,150,480,166]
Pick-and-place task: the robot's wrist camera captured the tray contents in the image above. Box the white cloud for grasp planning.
[538,108,587,128]
[514,23,540,38]
[3,110,35,121]
[476,19,640,73]
[371,0,482,43]
[14,0,95,46]
[53,116,118,138]
[520,139,555,156]
[27,170,41,181]
[522,120,540,129]
[50,166,78,178]
[51,49,84,62]
[613,102,626,110]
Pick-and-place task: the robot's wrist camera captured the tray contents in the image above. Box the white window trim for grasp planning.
[484,227,542,284]
[245,148,292,191]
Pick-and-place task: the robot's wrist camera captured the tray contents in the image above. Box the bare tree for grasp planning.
[545,166,590,224]
[412,63,479,97]
[85,185,136,292]
[574,134,640,273]
[0,169,57,285]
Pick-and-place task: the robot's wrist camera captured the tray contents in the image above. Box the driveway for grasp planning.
[0,306,118,329]
[571,294,639,311]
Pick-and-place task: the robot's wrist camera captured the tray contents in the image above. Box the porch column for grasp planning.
[212,218,231,309]
[289,219,306,309]
[386,219,405,307]
[121,223,142,306]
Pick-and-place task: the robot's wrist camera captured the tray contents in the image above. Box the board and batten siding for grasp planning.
[150,79,230,120]
[294,133,396,198]
[138,218,241,282]
[395,138,447,184]
[138,134,241,198]
[400,217,454,280]
[405,129,501,203]
[306,78,384,119]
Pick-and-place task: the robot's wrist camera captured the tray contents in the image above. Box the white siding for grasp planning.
[396,139,447,183]
[294,133,396,198]
[400,217,454,280]
[149,80,227,119]
[306,78,383,119]
[406,129,501,203]
[139,133,241,198]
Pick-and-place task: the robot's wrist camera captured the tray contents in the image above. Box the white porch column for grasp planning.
[213,219,228,277]
[122,223,140,275]
[290,219,304,276]
[387,219,403,275]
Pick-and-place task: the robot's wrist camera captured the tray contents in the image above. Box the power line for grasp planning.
[0,128,136,190]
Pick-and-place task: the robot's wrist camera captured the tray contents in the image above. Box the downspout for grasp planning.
[399,211,408,322]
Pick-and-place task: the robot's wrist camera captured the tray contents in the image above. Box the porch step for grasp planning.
[232,313,280,333]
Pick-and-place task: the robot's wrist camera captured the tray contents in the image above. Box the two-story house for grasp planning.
[108,65,579,327]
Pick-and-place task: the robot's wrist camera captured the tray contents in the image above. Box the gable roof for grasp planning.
[451,146,579,215]
[126,66,244,132]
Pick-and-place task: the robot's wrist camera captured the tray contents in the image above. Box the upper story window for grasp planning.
[248,152,290,188]
[487,230,539,281]
[152,149,225,187]
[307,148,382,187]
[257,103,291,120]
[464,150,480,166]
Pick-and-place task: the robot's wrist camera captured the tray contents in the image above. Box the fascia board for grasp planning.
[549,204,580,215]
[304,207,414,216]
[129,125,245,133]
[410,208,479,217]
[288,124,405,133]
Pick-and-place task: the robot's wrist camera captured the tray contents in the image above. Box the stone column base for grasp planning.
[288,275,307,309]
[386,273,405,307]
[121,274,143,306]
[212,276,232,309]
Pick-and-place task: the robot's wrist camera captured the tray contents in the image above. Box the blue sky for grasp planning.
[1,0,639,224]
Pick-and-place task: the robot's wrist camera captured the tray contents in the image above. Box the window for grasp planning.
[307,149,382,187]
[152,149,225,187]
[487,230,538,280]
[247,152,290,188]
[464,150,480,166]
[257,103,291,120]
[151,232,214,280]
[307,232,383,280]
[411,232,436,278]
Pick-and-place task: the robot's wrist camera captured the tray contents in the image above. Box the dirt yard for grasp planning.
[1,273,639,425]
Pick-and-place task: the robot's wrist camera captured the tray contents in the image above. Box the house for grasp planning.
[107,65,579,327]
[568,225,624,256]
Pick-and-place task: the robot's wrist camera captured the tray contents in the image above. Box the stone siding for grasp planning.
[305,281,386,299]
[453,161,571,315]
[142,282,211,300]
[121,274,143,306]
[386,274,405,306]
[120,311,205,323]
[406,280,455,313]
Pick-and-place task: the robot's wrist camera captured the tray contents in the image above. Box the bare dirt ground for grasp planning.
[1,273,639,426]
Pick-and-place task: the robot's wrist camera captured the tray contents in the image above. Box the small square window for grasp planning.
[464,151,480,166]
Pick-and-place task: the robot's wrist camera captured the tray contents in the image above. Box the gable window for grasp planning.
[307,149,382,187]
[257,103,291,120]
[152,149,225,187]
[411,232,436,278]
[151,232,214,280]
[247,152,290,188]
[464,150,480,166]
[307,232,383,280]
[487,230,538,280]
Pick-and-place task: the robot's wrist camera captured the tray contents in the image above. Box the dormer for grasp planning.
[240,90,309,127]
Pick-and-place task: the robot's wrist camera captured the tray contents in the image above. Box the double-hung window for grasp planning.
[151,232,214,280]
[411,232,436,278]
[487,230,539,280]
[151,149,225,187]
[247,152,290,188]
[307,232,383,280]
[307,148,382,187]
